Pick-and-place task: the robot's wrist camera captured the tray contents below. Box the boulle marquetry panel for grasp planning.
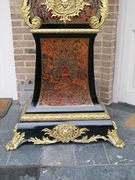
[31,0,99,24]
[38,38,93,107]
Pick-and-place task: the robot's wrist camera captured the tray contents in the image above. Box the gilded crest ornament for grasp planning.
[41,0,90,24]
[28,122,125,148]
[43,124,89,143]
[28,123,107,144]
[28,124,89,144]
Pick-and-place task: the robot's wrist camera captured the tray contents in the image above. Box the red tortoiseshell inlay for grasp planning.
[31,0,99,24]
[37,38,93,107]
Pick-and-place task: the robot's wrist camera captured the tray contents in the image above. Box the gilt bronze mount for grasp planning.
[6,0,125,150]
[21,0,108,28]
[6,121,125,150]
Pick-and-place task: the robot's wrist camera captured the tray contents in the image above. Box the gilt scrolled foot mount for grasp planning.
[6,0,125,150]
[107,121,125,148]
[6,124,25,151]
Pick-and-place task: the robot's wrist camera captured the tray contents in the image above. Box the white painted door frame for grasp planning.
[0,0,17,99]
[113,0,135,105]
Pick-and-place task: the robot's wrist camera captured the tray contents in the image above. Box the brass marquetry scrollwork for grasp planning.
[21,0,43,29]
[6,124,25,151]
[89,0,108,28]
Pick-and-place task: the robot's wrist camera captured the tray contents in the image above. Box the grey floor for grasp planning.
[0,101,135,180]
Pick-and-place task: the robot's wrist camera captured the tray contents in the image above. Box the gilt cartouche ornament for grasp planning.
[28,122,125,148]
[41,0,90,24]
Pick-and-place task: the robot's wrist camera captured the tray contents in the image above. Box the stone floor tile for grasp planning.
[106,107,133,128]
[115,109,133,124]
[1,100,135,180]
[74,143,109,165]
[41,144,75,166]
[39,165,135,180]
[107,103,135,114]
[0,146,11,166]
[0,104,20,132]
[106,107,122,127]
[6,144,42,166]
[117,127,135,144]
[103,108,135,145]
[0,131,13,147]
[106,106,118,118]
[0,167,39,180]
[103,142,135,165]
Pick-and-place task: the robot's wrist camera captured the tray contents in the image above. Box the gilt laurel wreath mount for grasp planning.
[21,0,108,29]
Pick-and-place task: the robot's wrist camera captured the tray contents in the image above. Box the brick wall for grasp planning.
[94,0,119,103]
[10,0,36,98]
[10,0,118,104]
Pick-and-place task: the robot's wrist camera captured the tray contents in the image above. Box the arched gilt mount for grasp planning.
[21,0,108,29]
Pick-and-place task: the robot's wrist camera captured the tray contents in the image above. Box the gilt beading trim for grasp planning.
[20,99,110,122]
[31,28,99,34]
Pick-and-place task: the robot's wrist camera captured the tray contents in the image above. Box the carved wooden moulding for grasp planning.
[21,0,108,28]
